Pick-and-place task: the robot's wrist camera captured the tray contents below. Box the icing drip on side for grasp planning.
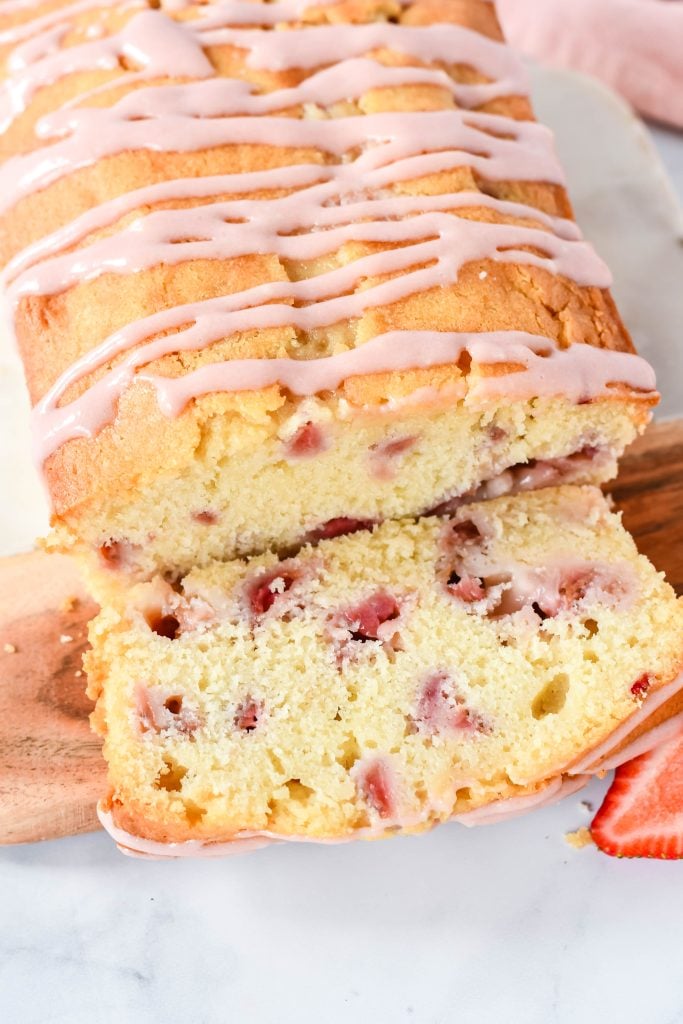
[0,16,525,131]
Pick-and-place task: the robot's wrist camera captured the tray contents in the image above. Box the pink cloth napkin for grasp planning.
[495,0,683,128]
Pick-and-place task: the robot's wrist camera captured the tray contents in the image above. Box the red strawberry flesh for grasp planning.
[356,760,395,818]
[343,591,400,641]
[591,729,683,859]
[284,422,327,459]
[247,569,298,616]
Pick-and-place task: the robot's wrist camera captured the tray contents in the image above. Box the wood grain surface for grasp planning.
[1,419,681,846]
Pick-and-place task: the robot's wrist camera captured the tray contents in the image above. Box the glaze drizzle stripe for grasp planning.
[0,13,524,129]
[96,775,591,858]
[0,1,656,473]
[10,203,608,299]
[0,0,135,47]
[0,107,565,217]
[4,183,581,288]
[34,331,656,463]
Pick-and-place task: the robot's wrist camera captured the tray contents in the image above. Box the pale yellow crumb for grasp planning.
[87,487,683,843]
[74,669,83,678]
[565,827,594,850]
[3,642,17,654]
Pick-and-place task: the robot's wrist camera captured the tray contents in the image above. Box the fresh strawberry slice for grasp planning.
[591,729,683,859]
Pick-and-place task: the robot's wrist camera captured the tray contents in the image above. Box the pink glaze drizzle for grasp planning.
[33,331,655,463]
[568,671,683,775]
[0,0,135,47]
[0,1,657,471]
[9,184,608,299]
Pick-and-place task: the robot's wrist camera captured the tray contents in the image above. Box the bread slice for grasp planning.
[0,0,656,582]
[87,487,683,852]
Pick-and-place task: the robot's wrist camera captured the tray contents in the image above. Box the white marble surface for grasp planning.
[1,70,683,1024]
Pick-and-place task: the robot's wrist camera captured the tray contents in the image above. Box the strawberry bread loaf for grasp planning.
[87,488,683,854]
[0,0,657,586]
[2,0,680,859]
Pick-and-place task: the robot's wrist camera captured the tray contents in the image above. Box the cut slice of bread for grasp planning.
[87,487,683,850]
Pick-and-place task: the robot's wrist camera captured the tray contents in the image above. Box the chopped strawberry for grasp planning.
[247,567,299,616]
[308,517,373,543]
[449,519,482,547]
[368,435,417,480]
[630,674,651,699]
[355,759,395,818]
[557,568,596,607]
[447,572,486,603]
[98,538,138,571]
[414,671,475,734]
[234,698,263,732]
[487,425,507,442]
[591,730,683,859]
[341,591,400,641]
[284,421,327,459]
[192,509,219,525]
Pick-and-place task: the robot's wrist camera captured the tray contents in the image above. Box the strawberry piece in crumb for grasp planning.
[447,573,486,603]
[148,612,181,640]
[234,698,263,732]
[449,519,482,548]
[284,422,328,460]
[591,730,683,859]
[630,674,651,699]
[99,539,138,571]
[308,517,374,543]
[341,591,400,641]
[247,567,299,616]
[355,759,395,818]
[368,435,417,480]
[192,509,219,525]
[414,671,477,735]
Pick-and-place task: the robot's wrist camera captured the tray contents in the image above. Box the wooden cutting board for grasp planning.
[1,419,682,846]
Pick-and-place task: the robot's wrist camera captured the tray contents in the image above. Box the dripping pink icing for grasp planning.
[452,774,589,827]
[0,14,526,132]
[96,773,589,858]
[195,21,525,81]
[588,715,683,774]
[33,330,655,463]
[161,0,344,18]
